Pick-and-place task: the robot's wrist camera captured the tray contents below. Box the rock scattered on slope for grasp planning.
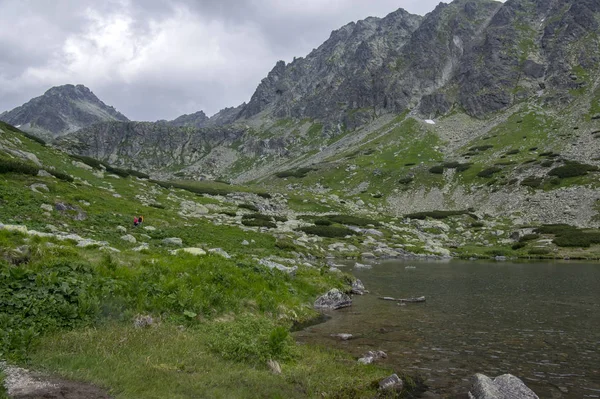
[162,237,183,246]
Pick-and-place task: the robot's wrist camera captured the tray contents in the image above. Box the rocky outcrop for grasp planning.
[468,373,539,399]
[314,289,352,310]
[0,84,128,139]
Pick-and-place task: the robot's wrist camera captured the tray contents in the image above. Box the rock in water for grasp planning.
[351,279,367,295]
[314,289,352,310]
[379,374,403,391]
[468,373,539,399]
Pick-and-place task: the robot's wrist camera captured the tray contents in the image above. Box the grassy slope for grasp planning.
[0,125,405,398]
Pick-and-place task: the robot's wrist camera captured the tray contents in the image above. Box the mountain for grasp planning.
[0,84,129,140]
[51,0,600,227]
[162,111,209,128]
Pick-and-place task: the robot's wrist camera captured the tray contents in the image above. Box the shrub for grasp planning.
[528,248,551,255]
[151,180,231,196]
[238,203,259,212]
[314,219,332,226]
[529,147,538,151]
[299,226,357,238]
[477,167,501,178]
[443,162,461,168]
[520,234,540,242]
[220,211,237,217]
[398,176,414,184]
[105,165,130,178]
[553,233,600,248]
[405,210,471,220]
[548,163,598,178]
[456,163,473,172]
[127,169,150,179]
[505,149,520,155]
[275,167,314,178]
[541,160,554,167]
[404,162,416,166]
[69,154,105,170]
[469,145,493,152]
[327,215,379,226]
[46,169,74,182]
[520,176,544,188]
[535,224,577,235]
[512,242,527,250]
[256,192,272,199]
[471,221,485,228]
[522,159,537,164]
[0,158,39,176]
[241,218,276,228]
[428,165,445,174]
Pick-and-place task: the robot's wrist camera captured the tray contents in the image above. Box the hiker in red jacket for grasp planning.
[133,216,139,227]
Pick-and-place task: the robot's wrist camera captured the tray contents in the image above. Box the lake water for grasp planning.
[295,260,600,398]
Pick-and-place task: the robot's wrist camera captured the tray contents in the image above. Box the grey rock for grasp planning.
[162,237,183,246]
[116,226,127,233]
[330,333,353,341]
[468,373,539,399]
[133,314,154,328]
[40,204,53,212]
[30,183,49,193]
[259,259,297,276]
[351,279,367,295]
[361,252,376,259]
[241,240,250,246]
[314,289,352,310]
[54,202,87,220]
[120,234,137,244]
[208,248,232,258]
[378,374,403,391]
[358,350,387,365]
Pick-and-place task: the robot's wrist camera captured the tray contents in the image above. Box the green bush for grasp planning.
[405,210,471,220]
[541,160,554,167]
[0,158,39,176]
[127,169,150,179]
[314,219,333,226]
[241,218,276,228]
[520,176,544,188]
[206,316,295,364]
[398,176,414,184]
[505,149,520,155]
[469,145,493,152]
[519,234,540,242]
[327,215,379,227]
[69,154,105,169]
[105,165,130,178]
[220,211,237,217]
[528,248,551,255]
[299,226,357,238]
[443,162,461,168]
[275,167,314,178]
[477,167,502,178]
[238,203,259,212]
[256,192,272,199]
[535,224,578,235]
[471,221,485,228]
[46,169,74,182]
[512,242,527,250]
[151,180,231,196]
[428,165,444,174]
[548,162,598,178]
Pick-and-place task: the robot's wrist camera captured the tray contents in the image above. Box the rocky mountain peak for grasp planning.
[0,84,129,139]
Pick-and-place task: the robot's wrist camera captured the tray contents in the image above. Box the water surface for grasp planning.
[295,260,600,398]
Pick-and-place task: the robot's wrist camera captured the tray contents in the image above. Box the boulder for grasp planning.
[358,350,387,365]
[71,160,93,171]
[379,374,403,391]
[351,279,367,295]
[143,226,156,231]
[30,183,49,193]
[259,259,297,276]
[181,247,207,256]
[120,234,137,244]
[468,373,539,399]
[40,204,53,212]
[132,243,150,252]
[179,200,209,218]
[361,252,376,259]
[116,226,127,233]
[208,248,231,259]
[314,289,352,310]
[162,237,183,246]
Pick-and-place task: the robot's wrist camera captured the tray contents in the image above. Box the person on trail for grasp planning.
[133,216,139,227]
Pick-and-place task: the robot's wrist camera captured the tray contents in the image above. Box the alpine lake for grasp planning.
[295,260,600,398]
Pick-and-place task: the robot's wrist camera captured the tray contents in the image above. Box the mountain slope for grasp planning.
[0,84,129,140]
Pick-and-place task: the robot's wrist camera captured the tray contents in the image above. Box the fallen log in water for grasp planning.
[378,296,426,303]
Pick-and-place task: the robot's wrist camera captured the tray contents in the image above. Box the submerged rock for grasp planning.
[314,289,352,310]
[468,373,539,399]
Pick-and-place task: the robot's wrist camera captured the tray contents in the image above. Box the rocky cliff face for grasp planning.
[235,0,600,126]
[0,84,129,140]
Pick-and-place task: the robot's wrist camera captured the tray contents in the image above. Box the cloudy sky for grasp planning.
[1,0,474,121]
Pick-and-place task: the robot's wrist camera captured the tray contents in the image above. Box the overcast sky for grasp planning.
[1,0,485,121]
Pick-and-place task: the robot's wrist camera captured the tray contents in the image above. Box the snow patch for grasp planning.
[424,119,436,125]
